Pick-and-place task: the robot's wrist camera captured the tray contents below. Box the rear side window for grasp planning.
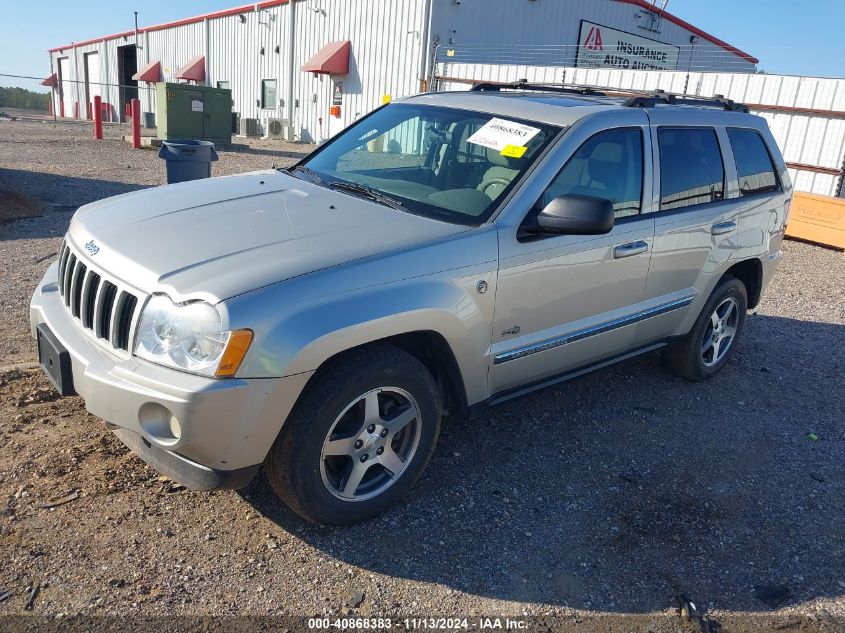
[727,128,779,195]
[541,128,644,218]
[658,128,724,211]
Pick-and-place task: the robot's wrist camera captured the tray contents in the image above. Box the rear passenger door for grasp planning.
[634,113,740,346]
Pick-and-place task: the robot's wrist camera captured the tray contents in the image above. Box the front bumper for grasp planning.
[30,262,313,487]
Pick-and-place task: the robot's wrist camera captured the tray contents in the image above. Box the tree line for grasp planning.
[0,87,50,111]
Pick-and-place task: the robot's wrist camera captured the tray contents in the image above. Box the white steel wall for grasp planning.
[429,0,756,73]
[46,0,755,141]
[50,36,136,123]
[207,6,288,124]
[435,63,845,197]
[48,0,427,143]
[292,0,427,142]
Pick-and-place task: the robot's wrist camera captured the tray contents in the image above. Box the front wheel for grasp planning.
[264,346,441,526]
[664,276,748,382]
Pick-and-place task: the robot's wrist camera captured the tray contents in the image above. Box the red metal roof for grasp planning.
[302,41,351,75]
[174,56,205,82]
[41,73,58,87]
[132,60,161,83]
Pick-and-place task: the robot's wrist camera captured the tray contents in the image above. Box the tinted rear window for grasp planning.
[728,128,779,195]
[658,128,725,211]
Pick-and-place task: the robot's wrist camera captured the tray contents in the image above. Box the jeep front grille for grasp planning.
[56,241,141,351]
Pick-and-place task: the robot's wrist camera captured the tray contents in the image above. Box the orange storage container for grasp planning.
[786,192,845,251]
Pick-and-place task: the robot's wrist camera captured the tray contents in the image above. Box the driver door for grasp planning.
[489,111,656,395]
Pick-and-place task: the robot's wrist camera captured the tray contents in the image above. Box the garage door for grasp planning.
[85,52,100,118]
[58,57,74,118]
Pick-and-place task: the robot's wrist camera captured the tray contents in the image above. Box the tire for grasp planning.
[264,346,442,526]
[664,276,748,382]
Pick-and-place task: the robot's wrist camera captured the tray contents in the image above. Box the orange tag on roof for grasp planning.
[501,144,527,158]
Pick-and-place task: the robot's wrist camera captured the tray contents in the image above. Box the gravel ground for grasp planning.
[0,119,843,632]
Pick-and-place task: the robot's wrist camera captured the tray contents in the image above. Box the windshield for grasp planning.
[295,103,560,225]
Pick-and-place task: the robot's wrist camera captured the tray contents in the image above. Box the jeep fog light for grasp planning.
[139,402,181,445]
[134,295,251,378]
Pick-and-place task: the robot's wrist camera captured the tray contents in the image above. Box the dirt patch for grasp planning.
[0,190,43,223]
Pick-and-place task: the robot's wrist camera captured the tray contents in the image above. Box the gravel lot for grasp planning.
[0,118,843,631]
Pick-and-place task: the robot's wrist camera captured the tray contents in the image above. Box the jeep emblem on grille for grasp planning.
[84,240,100,256]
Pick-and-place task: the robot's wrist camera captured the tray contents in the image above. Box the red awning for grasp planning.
[41,73,58,87]
[301,40,350,75]
[133,60,161,83]
[174,56,205,82]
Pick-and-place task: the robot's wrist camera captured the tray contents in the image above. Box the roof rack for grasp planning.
[469,79,606,97]
[622,89,749,113]
[465,81,749,113]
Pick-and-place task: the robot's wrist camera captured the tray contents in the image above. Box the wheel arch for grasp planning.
[298,330,470,418]
[723,257,763,308]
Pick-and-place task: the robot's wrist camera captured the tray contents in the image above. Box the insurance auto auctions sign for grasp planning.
[576,20,680,71]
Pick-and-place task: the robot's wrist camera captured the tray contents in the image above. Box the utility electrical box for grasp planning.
[155,83,232,144]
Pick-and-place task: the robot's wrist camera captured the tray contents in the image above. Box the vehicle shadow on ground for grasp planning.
[244,314,845,614]
[0,168,152,240]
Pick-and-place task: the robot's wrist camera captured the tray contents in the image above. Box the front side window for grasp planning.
[727,128,779,195]
[261,79,276,109]
[658,127,724,211]
[540,128,644,219]
[298,104,559,225]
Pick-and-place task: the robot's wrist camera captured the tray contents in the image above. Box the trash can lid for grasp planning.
[158,139,219,161]
[161,139,216,147]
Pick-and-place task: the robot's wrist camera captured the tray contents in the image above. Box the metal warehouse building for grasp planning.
[45,0,757,143]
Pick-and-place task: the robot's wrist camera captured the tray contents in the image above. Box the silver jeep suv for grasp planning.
[30,83,791,525]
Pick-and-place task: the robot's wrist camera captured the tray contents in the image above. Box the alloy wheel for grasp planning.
[701,297,740,367]
[319,387,422,502]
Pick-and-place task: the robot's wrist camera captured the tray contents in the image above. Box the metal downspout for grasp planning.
[286,0,296,133]
[145,31,152,113]
[204,18,210,87]
[101,40,110,120]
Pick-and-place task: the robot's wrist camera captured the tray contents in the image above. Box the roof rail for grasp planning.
[465,81,750,113]
[469,79,606,97]
[622,89,749,113]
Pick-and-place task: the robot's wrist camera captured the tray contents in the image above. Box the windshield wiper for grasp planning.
[329,181,404,210]
[287,165,324,185]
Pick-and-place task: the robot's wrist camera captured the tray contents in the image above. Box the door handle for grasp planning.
[613,240,649,259]
[711,220,737,235]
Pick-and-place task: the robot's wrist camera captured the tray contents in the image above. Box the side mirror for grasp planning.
[532,194,615,235]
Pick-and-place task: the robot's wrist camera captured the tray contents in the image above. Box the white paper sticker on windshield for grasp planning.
[467,118,541,152]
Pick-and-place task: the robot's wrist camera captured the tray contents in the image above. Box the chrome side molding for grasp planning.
[493,295,695,365]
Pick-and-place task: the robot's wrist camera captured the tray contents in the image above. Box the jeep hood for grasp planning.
[67,171,468,302]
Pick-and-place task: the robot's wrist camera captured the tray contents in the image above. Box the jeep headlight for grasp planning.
[134,295,252,378]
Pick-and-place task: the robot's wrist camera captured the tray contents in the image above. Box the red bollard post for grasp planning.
[131,98,141,149]
[93,95,103,140]
[74,102,79,119]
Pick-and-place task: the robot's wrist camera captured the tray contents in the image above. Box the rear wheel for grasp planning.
[264,346,441,526]
[664,276,748,382]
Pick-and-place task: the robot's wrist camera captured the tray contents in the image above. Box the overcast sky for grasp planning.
[1,0,842,92]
